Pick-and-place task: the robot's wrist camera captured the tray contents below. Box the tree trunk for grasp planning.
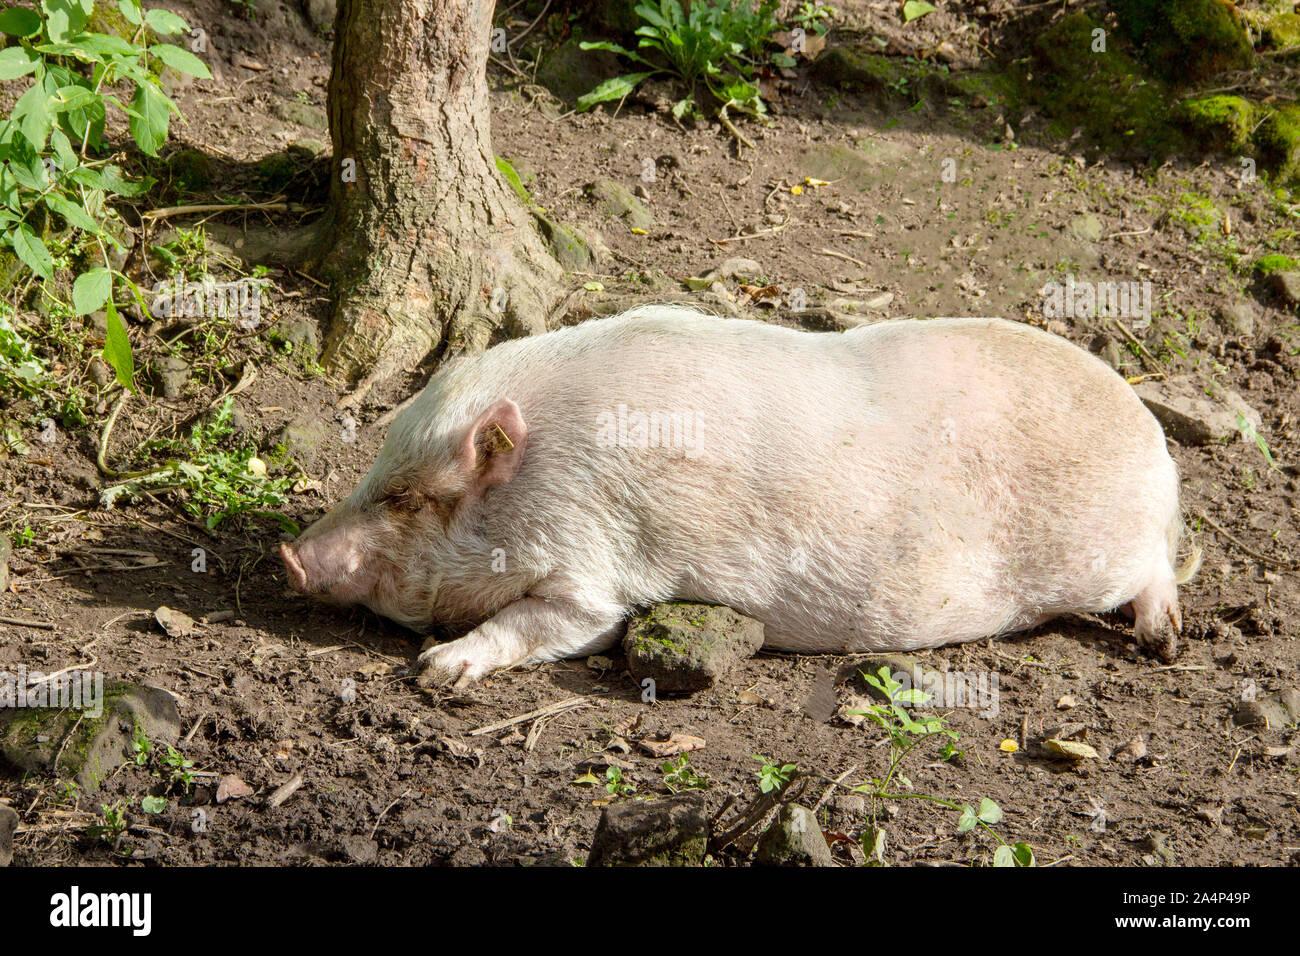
[319,0,561,385]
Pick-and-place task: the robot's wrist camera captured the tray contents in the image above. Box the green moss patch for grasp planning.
[1109,0,1255,82]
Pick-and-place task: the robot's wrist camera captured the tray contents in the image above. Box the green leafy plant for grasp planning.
[101,395,298,530]
[159,743,195,791]
[1236,411,1279,470]
[752,754,797,794]
[0,1,211,391]
[850,666,1034,867]
[578,0,779,129]
[605,765,637,797]
[140,794,167,814]
[792,2,837,35]
[88,800,128,842]
[662,753,710,792]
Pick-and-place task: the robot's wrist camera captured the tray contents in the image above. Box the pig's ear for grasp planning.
[460,399,527,491]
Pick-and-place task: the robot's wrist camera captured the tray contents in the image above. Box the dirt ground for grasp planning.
[1,0,1298,866]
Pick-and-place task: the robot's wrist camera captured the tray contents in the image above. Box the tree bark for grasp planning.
[319,0,561,385]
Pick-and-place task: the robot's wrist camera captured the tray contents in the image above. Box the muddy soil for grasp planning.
[0,0,1297,866]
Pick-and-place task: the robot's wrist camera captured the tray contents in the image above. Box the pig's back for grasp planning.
[485,310,1177,652]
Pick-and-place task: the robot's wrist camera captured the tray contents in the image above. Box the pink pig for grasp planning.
[281,306,1195,687]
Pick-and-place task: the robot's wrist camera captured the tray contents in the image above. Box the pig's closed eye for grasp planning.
[379,487,425,513]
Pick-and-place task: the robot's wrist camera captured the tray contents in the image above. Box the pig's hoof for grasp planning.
[1134,619,1178,663]
[415,641,496,690]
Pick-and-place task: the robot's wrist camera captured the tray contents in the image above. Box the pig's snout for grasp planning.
[280,518,381,605]
[280,541,309,593]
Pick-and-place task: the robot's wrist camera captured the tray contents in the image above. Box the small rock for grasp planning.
[276,420,329,468]
[585,179,653,231]
[755,804,834,867]
[1233,688,1300,729]
[1115,734,1147,760]
[1140,831,1176,866]
[1056,695,1078,710]
[148,355,191,399]
[0,804,16,867]
[1134,375,1262,446]
[340,834,379,865]
[705,257,762,282]
[271,98,328,131]
[272,316,320,359]
[587,794,709,866]
[1218,300,1259,337]
[87,356,114,388]
[0,683,182,790]
[301,0,335,31]
[1068,213,1104,243]
[623,603,764,695]
[1268,270,1300,309]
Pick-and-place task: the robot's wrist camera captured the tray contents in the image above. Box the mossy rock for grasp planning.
[587,794,709,866]
[1255,104,1300,184]
[624,602,764,694]
[1176,95,1257,154]
[1109,0,1255,82]
[0,682,181,791]
[1033,12,1184,158]
[535,214,599,271]
[167,148,216,192]
[585,179,653,230]
[1267,13,1300,48]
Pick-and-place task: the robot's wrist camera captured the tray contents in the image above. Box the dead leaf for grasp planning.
[154,605,196,638]
[636,732,706,758]
[1043,737,1099,761]
[1056,695,1078,710]
[216,774,254,804]
[358,660,393,678]
[440,736,484,767]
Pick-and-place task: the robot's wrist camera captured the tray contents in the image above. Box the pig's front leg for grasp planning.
[415,596,625,689]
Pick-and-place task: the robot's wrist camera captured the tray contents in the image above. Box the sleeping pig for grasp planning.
[280,306,1194,688]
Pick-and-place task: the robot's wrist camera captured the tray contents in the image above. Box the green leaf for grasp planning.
[140,795,167,814]
[98,164,151,197]
[148,43,212,79]
[957,803,978,833]
[4,133,49,191]
[117,0,142,25]
[44,192,102,235]
[61,96,106,151]
[144,7,188,35]
[0,6,43,36]
[993,845,1015,867]
[977,797,1003,826]
[902,1,936,22]
[102,299,136,391]
[1011,841,1035,867]
[10,224,55,281]
[52,84,98,113]
[0,44,40,80]
[127,81,172,156]
[576,72,654,112]
[20,91,53,152]
[41,0,93,43]
[73,268,113,315]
